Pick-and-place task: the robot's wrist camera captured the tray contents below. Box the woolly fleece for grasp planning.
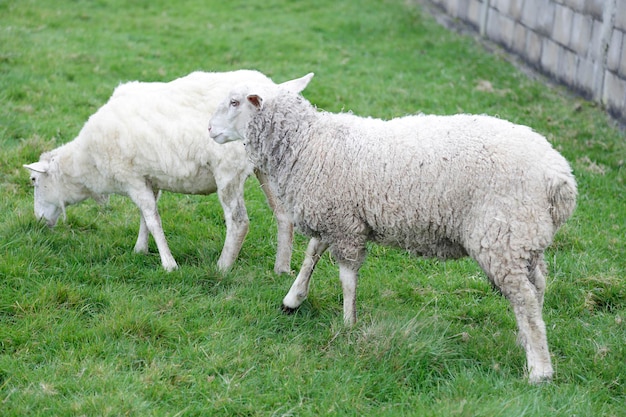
[210,84,577,383]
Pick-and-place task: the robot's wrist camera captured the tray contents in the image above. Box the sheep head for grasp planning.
[209,72,313,145]
[24,152,93,227]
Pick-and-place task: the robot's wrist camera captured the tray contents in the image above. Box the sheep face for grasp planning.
[24,154,92,227]
[209,72,314,145]
[209,87,260,145]
[24,160,65,226]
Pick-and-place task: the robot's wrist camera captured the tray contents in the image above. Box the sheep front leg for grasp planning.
[129,187,177,271]
[255,170,293,274]
[282,237,329,312]
[216,180,249,272]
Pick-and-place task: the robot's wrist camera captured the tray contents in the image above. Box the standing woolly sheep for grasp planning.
[208,79,577,383]
[24,70,313,273]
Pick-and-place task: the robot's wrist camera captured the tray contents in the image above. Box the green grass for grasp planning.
[1,0,625,415]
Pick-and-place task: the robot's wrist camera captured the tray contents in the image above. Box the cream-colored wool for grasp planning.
[210,82,577,383]
[24,70,300,273]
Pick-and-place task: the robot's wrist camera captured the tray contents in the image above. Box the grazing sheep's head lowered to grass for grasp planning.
[24,158,63,226]
[209,72,313,144]
[24,153,96,226]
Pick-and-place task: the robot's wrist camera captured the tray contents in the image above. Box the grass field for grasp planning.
[1,0,625,415]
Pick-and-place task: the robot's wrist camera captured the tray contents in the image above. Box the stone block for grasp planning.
[525,29,543,64]
[445,0,461,17]
[500,14,516,48]
[456,0,470,20]
[570,13,593,55]
[491,0,506,13]
[558,48,578,85]
[589,19,605,61]
[491,0,524,18]
[575,58,597,97]
[513,23,527,53]
[591,59,606,101]
[486,8,500,42]
[467,0,483,27]
[616,0,626,31]
[535,0,556,36]
[583,0,605,20]
[521,0,539,30]
[541,38,561,76]
[563,0,585,13]
[607,30,623,72]
[603,71,626,111]
[552,4,573,46]
[486,8,510,44]
[620,32,626,77]
[508,0,524,20]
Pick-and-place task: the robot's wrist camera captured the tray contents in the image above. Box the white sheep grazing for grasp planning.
[209,80,577,383]
[24,70,313,273]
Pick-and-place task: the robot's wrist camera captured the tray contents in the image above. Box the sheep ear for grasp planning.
[247,94,263,109]
[279,72,314,94]
[24,161,49,173]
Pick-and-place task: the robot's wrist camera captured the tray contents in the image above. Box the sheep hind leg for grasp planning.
[216,181,249,272]
[338,262,359,326]
[255,169,293,274]
[134,190,161,254]
[528,253,548,311]
[134,214,150,254]
[500,271,553,383]
[282,237,329,313]
[130,187,177,271]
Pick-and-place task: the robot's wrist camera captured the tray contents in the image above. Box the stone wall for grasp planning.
[427,0,626,123]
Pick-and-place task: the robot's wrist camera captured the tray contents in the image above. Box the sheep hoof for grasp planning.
[281,304,298,315]
[274,267,294,276]
[134,245,149,254]
[528,370,554,384]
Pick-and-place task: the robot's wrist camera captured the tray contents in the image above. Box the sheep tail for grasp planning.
[545,167,577,229]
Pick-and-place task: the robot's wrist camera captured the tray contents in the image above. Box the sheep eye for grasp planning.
[230,99,239,108]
